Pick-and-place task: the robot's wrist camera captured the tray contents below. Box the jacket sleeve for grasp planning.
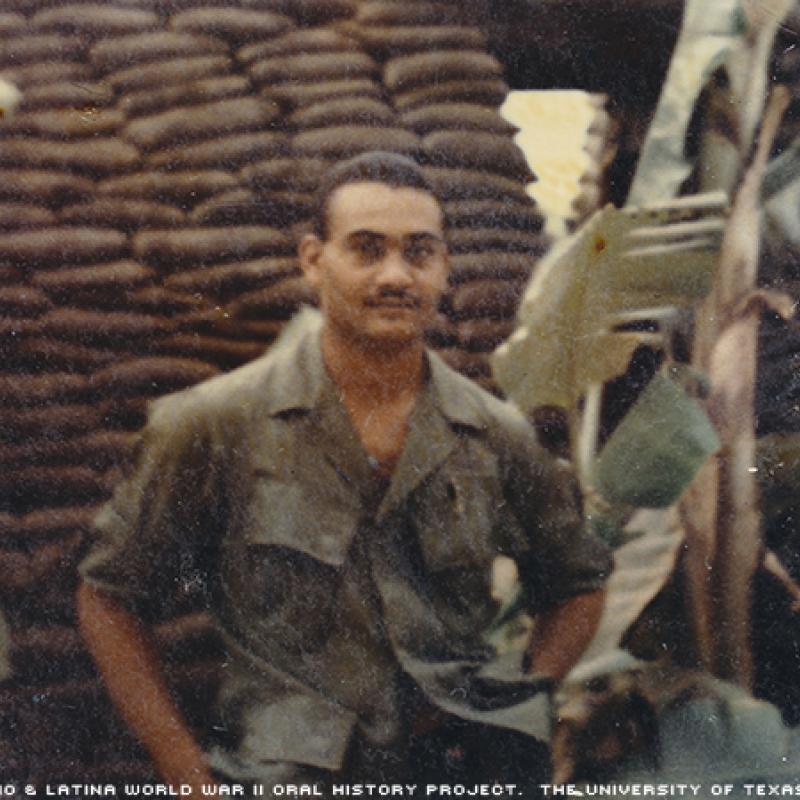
[494,407,613,611]
[79,392,223,620]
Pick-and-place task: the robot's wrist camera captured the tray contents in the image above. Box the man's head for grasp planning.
[299,152,449,351]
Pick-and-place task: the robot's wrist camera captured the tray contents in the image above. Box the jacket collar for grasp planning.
[262,307,486,432]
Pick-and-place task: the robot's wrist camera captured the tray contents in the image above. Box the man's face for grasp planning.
[300,181,449,350]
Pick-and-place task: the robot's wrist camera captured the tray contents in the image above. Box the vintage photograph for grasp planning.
[0,0,799,796]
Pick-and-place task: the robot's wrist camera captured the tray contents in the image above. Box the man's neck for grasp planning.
[321,325,426,404]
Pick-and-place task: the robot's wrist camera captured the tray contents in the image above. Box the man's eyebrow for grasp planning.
[347,229,386,240]
[406,232,445,243]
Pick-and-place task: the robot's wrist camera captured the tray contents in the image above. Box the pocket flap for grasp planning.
[244,481,357,567]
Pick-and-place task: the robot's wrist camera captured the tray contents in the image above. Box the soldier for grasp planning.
[77,152,612,796]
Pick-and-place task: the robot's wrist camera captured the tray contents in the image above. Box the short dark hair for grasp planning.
[310,151,442,240]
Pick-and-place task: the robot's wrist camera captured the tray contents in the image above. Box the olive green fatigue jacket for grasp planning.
[80,309,612,780]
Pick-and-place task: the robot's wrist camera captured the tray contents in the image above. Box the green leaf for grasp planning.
[594,372,721,508]
[492,198,724,411]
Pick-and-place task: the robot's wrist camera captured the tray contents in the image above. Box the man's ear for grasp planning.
[298,233,323,289]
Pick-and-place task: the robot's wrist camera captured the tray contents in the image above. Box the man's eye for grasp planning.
[404,243,435,266]
[353,240,384,263]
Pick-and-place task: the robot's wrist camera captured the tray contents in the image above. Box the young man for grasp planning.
[77,152,612,795]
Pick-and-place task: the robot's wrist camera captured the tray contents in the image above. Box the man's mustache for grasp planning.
[364,290,420,308]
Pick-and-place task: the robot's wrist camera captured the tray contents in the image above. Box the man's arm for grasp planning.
[76,582,215,792]
[524,588,605,682]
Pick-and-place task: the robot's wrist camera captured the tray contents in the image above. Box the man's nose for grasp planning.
[375,249,414,288]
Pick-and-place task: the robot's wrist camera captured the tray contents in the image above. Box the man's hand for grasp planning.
[76,582,215,795]
[524,589,605,683]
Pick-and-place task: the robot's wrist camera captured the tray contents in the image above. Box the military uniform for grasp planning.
[80,308,612,788]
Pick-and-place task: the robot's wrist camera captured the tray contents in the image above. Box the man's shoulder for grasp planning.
[148,308,320,430]
[428,349,535,445]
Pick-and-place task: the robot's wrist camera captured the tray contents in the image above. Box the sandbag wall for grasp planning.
[0,0,548,783]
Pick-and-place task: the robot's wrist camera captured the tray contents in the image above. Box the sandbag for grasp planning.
[458,317,516,352]
[423,130,534,182]
[157,0,292,10]
[287,0,355,25]
[190,189,264,226]
[32,260,155,296]
[0,404,103,443]
[401,103,517,136]
[292,126,421,159]
[356,2,466,26]
[267,79,382,110]
[425,167,531,203]
[447,251,535,284]
[0,373,89,407]
[37,308,173,346]
[0,227,127,266]
[0,265,22,284]
[227,276,316,320]
[124,96,280,151]
[31,5,159,36]
[168,7,293,42]
[1,108,125,139]
[59,199,187,230]
[191,190,312,226]
[0,203,56,230]
[0,35,86,69]
[91,357,219,398]
[0,13,24,38]
[449,278,526,319]
[165,257,299,296]
[1,62,92,89]
[238,27,358,61]
[393,79,509,111]
[133,226,294,269]
[0,287,51,317]
[1,429,135,472]
[0,465,109,513]
[249,51,377,86]
[434,347,490,379]
[0,138,140,177]
[89,31,227,72]
[19,80,115,112]
[155,333,267,369]
[99,395,150,432]
[446,227,548,254]
[445,199,544,232]
[0,505,97,540]
[0,170,93,207]
[70,431,138,472]
[384,51,502,93]
[289,96,396,129]
[116,286,207,315]
[10,625,93,685]
[239,157,329,193]
[147,131,288,171]
[348,24,486,58]
[424,312,458,348]
[107,55,233,93]
[98,170,238,207]
[119,75,250,117]
[8,338,119,373]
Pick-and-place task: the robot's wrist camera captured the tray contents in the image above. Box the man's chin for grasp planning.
[360,319,425,350]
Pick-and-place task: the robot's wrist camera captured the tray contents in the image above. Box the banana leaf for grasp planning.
[627,0,744,205]
[492,197,725,411]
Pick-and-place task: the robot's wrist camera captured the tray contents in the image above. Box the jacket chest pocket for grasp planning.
[232,480,358,653]
[415,468,508,570]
